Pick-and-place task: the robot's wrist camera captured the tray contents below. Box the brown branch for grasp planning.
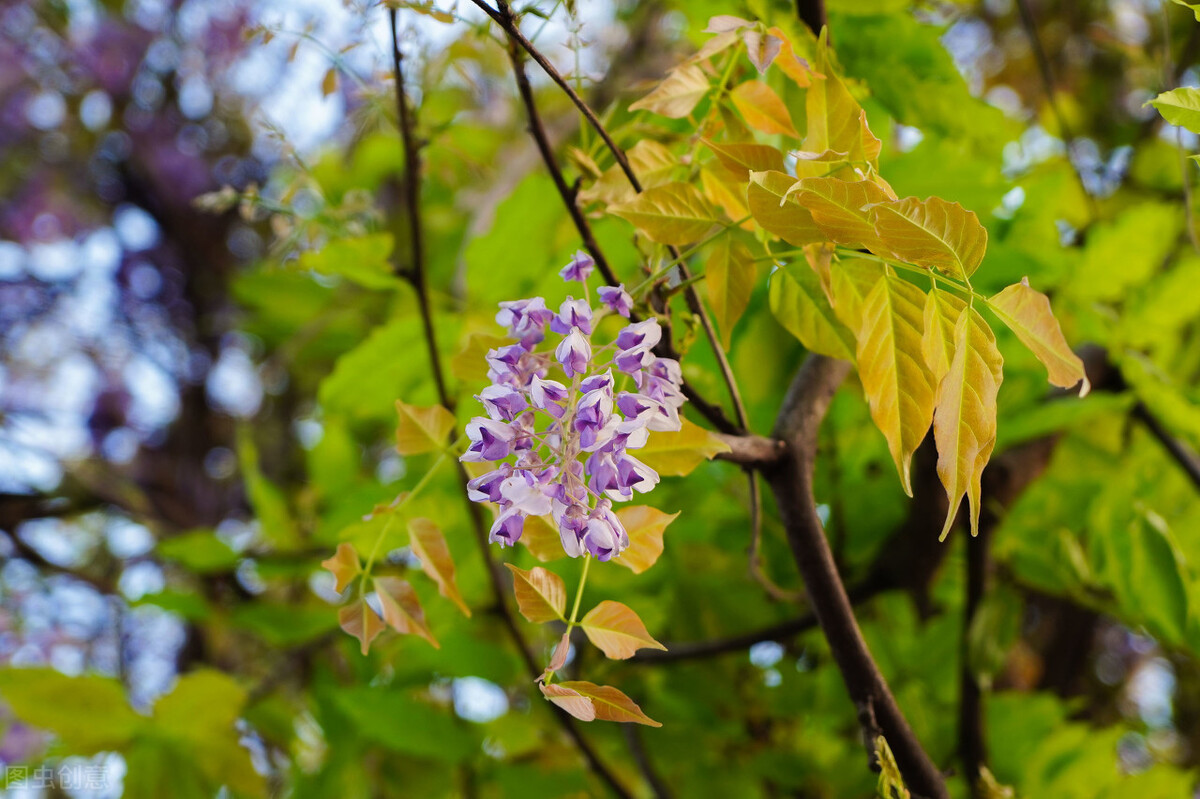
[763,355,948,799]
[713,432,786,466]
[959,527,990,796]
[1133,401,1200,492]
[388,12,631,797]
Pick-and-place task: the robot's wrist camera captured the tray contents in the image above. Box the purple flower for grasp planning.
[496,298,554,347]
[477,385,528,420]
[614,319,663,374]
[559,250,595,282]
[598,284,633,317]
[550,297,594,335]
[583,500,629,560]
[615,451,659,494]
[586,450,623,499]
[490,507,525,547]
[554,502,589,558]
[467,465,511,502]
[462,417,515,462]
[617,392,680,432]
[499,469,555,516]
[575,387,615,451]
[579,370,614,396]
[556,328,591,378]
[530,375,568,418]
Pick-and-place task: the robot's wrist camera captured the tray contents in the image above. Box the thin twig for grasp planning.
[959,528,990,796]
[764,355,948,799]
[1133,401,1200,491]
[388,12,632,797]
[746,468,804,602]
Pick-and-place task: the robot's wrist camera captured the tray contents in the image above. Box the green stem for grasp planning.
[629,215,752,297]
[361,450,451,584]
[565,553,593,633]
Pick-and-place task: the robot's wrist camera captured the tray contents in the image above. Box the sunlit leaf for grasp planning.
[321,542,361,593]
[702,139,786,180]
[580,600,666,659]
[521,514,568,562]
[769,260,856,360]
[789,176,891,251]
[933,305,1003,539]
[629,64,709,119]
[701,165,752,225]
[395,399,455,455]
[857,275,938,496]
[451,333,508,385]
[339,599,386,655]
[554,681,662,726]
[870,196,988,278]
[766,26,814,87]
[0,669,143,753]
[296,234,398,290]
[609,182,719,245]
[374,576,439,648]
[504,563,566,623]
[729,80,800,137]
[614,505,679,574]
[638,418,731,476]
[806,33,880,165]
[922,288,967,386]
[829,257,886,333]
[1147,87,1200,134]
[746,170,824,246]
[579,140,678,206]
[408,518,470,617]
[540,682,596,722]
[987,278,1089,396]
[705,238,756,348]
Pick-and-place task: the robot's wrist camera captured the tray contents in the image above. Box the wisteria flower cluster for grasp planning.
[462,251,686,561]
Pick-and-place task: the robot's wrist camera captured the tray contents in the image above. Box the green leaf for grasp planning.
[0,669,143,753]
[609,182,720,245]
[1147,87,1200,134]
[705,239,756,348]
[768,261,856,360]
[334,687,479,761]
[158,529,239,574]
[1129,513,1189,644]
[1171,0,1200,22]
[297,234,398,290]
[237,427,298,548]
[638,418,731,476]
[394,400,455,455]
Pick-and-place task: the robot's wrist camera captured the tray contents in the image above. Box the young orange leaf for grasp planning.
[705,239,757,349]
[609,182,719,245]
[769,261,856,361]
[338,600,385,656]
[546,631,572,674]
[857,275,938,497]
[987,278,1090,396]
[922,288,967,387]
[767,26,815,87]
[395,400,454,456]
[504,563,566,623]
[407,518,470,617]
[730,80,799,137]
[702,139,786,180]
[746,170,824,247]
[870,196,988,279]
[520,514,567,562]
[741,29,782,74]
[541,682,597,722]
[933,306,1003,540]
[638,418,731,477]
[555,681,662,727]
[789,177,891,252]
[614,506,680,574]
[321,543,361,593]
[629,64,709,119]
[580,600,667,660]
[373,576,439,648]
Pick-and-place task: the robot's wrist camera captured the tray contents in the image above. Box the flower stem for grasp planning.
[361,450,450,584]
[565,553,593,634]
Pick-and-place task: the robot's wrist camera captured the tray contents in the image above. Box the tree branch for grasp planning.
[763,355,948,799]
[1133,401,1200,492]
[388,13,631,797]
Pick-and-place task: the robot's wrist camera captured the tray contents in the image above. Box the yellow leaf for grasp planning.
[520,514,567,562]
[321,67,338,97]
[609,182,719,245]
[804,241,836,302]
[554,681,662,727]
[578,140,677,206]
[767,26,814,87]
[806,34,879,165]
[705,239,757,348]
[870,196,988,279]
[338,600,385,656]
[614,506,679,574]
[638,418,731,476]
[829,258,886,334]
[407,518,470,617]
[451,333,508,385]
[790,176,891,251]
[395,400,454,455]
[580,600,666,660]
[933,305,1003,539]
[700,166,751,227]
[769,261,856,360]
[504,563,566,623]
[702,139,786,180]
[922,288,967,387]
[729,80,800,137]
[321,542,360,593]
[987,278,1089,396]
[746,170,823,247]
[374,576,439,648]
[540,682,596,722]
[857,275,938,496]
[629,64,709,119]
